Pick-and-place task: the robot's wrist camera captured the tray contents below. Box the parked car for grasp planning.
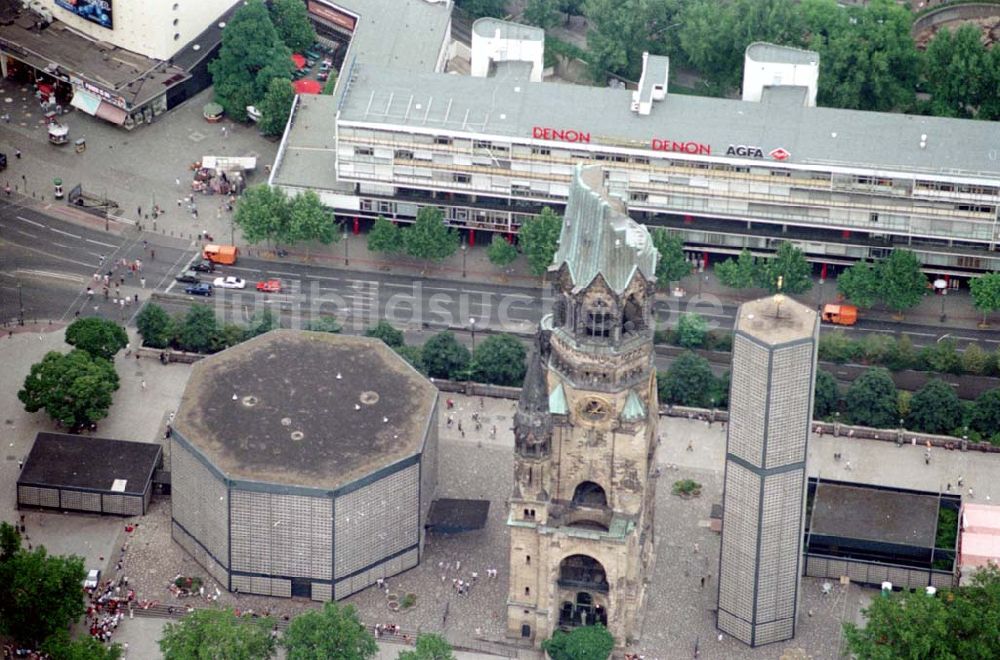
[83,569,101,589]
[213,276,246,289]
[256,279,282,293]
[185,283,213,296]
[246,106,262,123]
[190,259,216,273]
[175,270,200,284]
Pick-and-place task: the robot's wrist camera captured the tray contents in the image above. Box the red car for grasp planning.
[256,279,282,293]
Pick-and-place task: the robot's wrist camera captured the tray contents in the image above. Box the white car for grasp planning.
[84,569,101,589]
[246,106,262,122]
[213,276,246,289]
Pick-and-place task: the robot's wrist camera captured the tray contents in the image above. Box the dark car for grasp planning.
[190,259,216,273]
[175,270,199,284]
[185,283,213,296]
[0,152,6,171]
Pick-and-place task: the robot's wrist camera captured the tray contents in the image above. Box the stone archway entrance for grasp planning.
[557,555,610,629]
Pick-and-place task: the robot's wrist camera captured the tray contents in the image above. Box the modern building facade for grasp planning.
[274,37,1000,276]
[717,295,818,647]
[170,330,438,601]
[506,165,658,646]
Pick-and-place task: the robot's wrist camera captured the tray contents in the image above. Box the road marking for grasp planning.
[16,215,44,228]
[425,286,458,292]
[52,242,70,249]
[85,238,117,248]
[49,227,82,239]
[14,228,37,238]
[16,269,86,283]
[382,282,413,289]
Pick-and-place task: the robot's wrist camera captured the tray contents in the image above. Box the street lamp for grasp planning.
[17,280,24,326]
[469,317,477,354]
[343,228,349,266]
[933,278,947,323]
[461,244,468,278]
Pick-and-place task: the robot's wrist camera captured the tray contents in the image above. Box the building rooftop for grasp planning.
[336,63,1000,179]
[173,330,437,490]
[735,295,818,346]
[271,95,342,191]
[552,165,658,294]
[811,481,939,548]
[472,17,544,41]
[334,0,451,77]
[745,42,818,66]
[18,432,162,495]
[0,11,189,109]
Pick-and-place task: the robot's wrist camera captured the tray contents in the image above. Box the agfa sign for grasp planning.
[726,144,792,161]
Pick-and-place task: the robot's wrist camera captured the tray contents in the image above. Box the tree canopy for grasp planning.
[160,609,277,660]
[397,633,456,660]
[487,234,518,268]
[760,241,812,294]
[455,0,507,20]
[972,389,1000,439]
[970,273,1000,325]
[403,207,460,262]
[715,249,760,291]
[365,320,405,348]
[657,352,716,407]
[519,207,562,276]
[844,565,1000,659]
[136,303,174,349]
[0,527,86,647]
[368,216,403,255]
[879,249,927,315]
[907,378,963,435]
[676,313,707,349]
[923,24,995,119]
[41,630,122,660]
[283,602,376,660]
[422,331,471,380]
[177,305,221,354]
[837,261,881,308]
[270,0,316,53]
[234,184,291,246]
[813,369,840,419]
[471,333,527,386]
[64,316,128,360]
[209,0,294,121]
[542,624,615,660]
[845,367,898,428]
[651,229,691,285]
[258,77,295,137]
[18,350,119,432]
[289,190,338,245]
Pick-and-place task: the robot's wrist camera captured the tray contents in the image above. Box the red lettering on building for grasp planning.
[651,139,710,155]
[532,126,591,144]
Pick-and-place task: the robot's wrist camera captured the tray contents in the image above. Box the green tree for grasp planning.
[421,331,471,380]
[245,308,280,339]
[18,350,119,432]
[397,633,456,660]
[394,344,426,374]
[289,190,338,245]
[0,522,21,562]
[845,367,898,428]
[923,24,989,119]
[877,249,926,316]
[962,343,991,376]
[972,389,1000,436]
[283,602,376,660]
[759,241,812,294]
[471,333,527,386]
[0,543,86,646]
[365,321,405,348]
[270,0,316,53]
[403,207,460,262]
[844,565,1000,659]
[813,369,839,419]
[817,331,858,364]
[920,338,962,375]
[970,273,1000,326]
[657,352,715,407]
[907,378,963,435]
[64,317,128,360]
[676,313,707,348]
[519,207,562,276]
[487,234,518,268]
[678,0,802,94]
[322,71,338,95]
[859,334,895,366]
[41,630,122,660]
[234,184,291,246]
[651,229,691,286]
[523,0,560,29]
[709,370,730,409]
[585,0,684,83]
[160,609,277,660]
[714,249,760,290]
[804,0,917,112]
[178,305,220,354]
[209,0,294,121]
[980,46,1000,120]
[837,261,880,308]
[258,77,295,137]
[456,0,508,19]
[886,334,917,371]
[368,215,403,254]
[136,303,174,349]
[542,624,615,660]
[305,316,342,333]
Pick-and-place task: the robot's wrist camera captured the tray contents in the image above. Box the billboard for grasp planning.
[55,0,113,29]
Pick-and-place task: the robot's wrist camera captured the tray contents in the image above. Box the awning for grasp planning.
[293,79,322,95]
[70,90,101,116]
[95,102,128,125]
[292,53,306,69]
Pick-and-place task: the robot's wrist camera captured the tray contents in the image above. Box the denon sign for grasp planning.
[532,126,591,143]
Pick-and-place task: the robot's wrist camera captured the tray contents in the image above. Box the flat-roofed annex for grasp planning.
[173,330,437,491]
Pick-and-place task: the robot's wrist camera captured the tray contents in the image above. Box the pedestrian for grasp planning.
[700,576,705,589]
[176,178,181,187]
[17,459,23,470]
[137,206,141,217]
[14,149,21,159]
[140,277,146,289]
[845,461,852,471]
[141,380,147,391]
[925,451,931,465]
[947,483,952,491]
[686,439,693,452]
[4,183,9,196]
[134,293,139,303]
[150,249,155,260]
[958,475,964,487]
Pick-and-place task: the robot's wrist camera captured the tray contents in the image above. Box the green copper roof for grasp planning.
[549,382,567,415]
[622,390,646,421]
[551,165,659,295]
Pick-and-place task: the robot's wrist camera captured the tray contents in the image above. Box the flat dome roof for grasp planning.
[174,330,437,490]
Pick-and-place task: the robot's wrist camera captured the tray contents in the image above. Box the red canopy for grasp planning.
[291,53,306,69]
[293,79,323,95]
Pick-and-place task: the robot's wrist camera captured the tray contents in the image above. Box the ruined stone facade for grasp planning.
[506,166,659,646]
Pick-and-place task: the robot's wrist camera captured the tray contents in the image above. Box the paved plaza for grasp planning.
[5,328,1000,658]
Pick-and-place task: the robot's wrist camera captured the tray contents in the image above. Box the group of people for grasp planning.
[83,577,133,644]
[373,623,406,641]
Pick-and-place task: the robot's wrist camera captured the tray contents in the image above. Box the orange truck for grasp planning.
[822,304,858,326]
[202,244,238,265]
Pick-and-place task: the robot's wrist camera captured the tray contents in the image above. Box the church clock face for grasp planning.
[578,397,611,422]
